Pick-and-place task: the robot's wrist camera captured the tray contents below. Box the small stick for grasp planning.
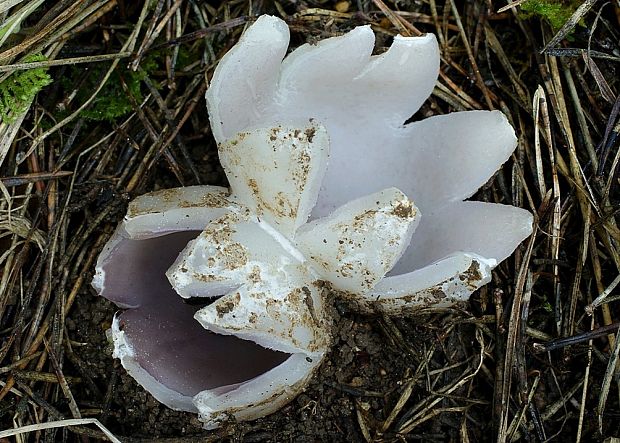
[0,171,73,187]
[0,53,131,73]
[533,322,620,353]
[586,273,620,315]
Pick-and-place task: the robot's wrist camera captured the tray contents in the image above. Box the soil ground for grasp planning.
[0,0,618,442]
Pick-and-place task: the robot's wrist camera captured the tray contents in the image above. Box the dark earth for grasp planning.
[71,279,491,441]
[1,0,618,441]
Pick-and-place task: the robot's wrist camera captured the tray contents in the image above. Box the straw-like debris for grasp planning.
[0,0,618,441]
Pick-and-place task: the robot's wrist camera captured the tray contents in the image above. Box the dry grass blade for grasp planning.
[43,337,82,419]
[565,62,598,168]
[0,52,132,73]
[448,0,494,109]
[542,0,599,52]
[397,328,486,435]
[506,372,540,441]
[532,86,548,196]
[598,96,620,176]
[150,16,249,50]
[0,170,72,186]
[497,231,536,442]
[576,315,595,443]
[371,0,421,36]
[0,0,616,440]
[0,109,29,167]
[354,399,373,442]
[0,0,28,15]
[598,327,620,433]
[485,25,529,108]
[533,322,620,353]
[582,52,617,104]
[545,47,620,61]
[588,273,620,313]
[0,0,45,48]
[381,378,415,431]
[0,418,121,442]
[510,380,584,440]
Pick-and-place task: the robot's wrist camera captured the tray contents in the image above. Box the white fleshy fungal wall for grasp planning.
[92,15,534,429]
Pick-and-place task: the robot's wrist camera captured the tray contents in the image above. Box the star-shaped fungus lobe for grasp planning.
[163,123,418,425]
[167,123,418,354]
[205,15,533,311]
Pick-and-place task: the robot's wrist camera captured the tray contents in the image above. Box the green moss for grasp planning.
[521,0,580,32]
[79,69,140,121]
[76,55,159,122]
[0,54,52,124]
[175,46,195,71]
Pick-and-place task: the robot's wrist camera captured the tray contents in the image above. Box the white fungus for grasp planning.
[93,15,533,429]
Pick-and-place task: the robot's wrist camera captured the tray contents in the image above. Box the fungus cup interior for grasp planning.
[99,230,290,404]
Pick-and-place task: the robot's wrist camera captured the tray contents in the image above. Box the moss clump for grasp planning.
[521,0,579,31]
[78,56,158,121]
[0,54,52,124]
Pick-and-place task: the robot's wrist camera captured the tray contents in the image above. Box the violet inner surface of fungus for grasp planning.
[93,15,534,429]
